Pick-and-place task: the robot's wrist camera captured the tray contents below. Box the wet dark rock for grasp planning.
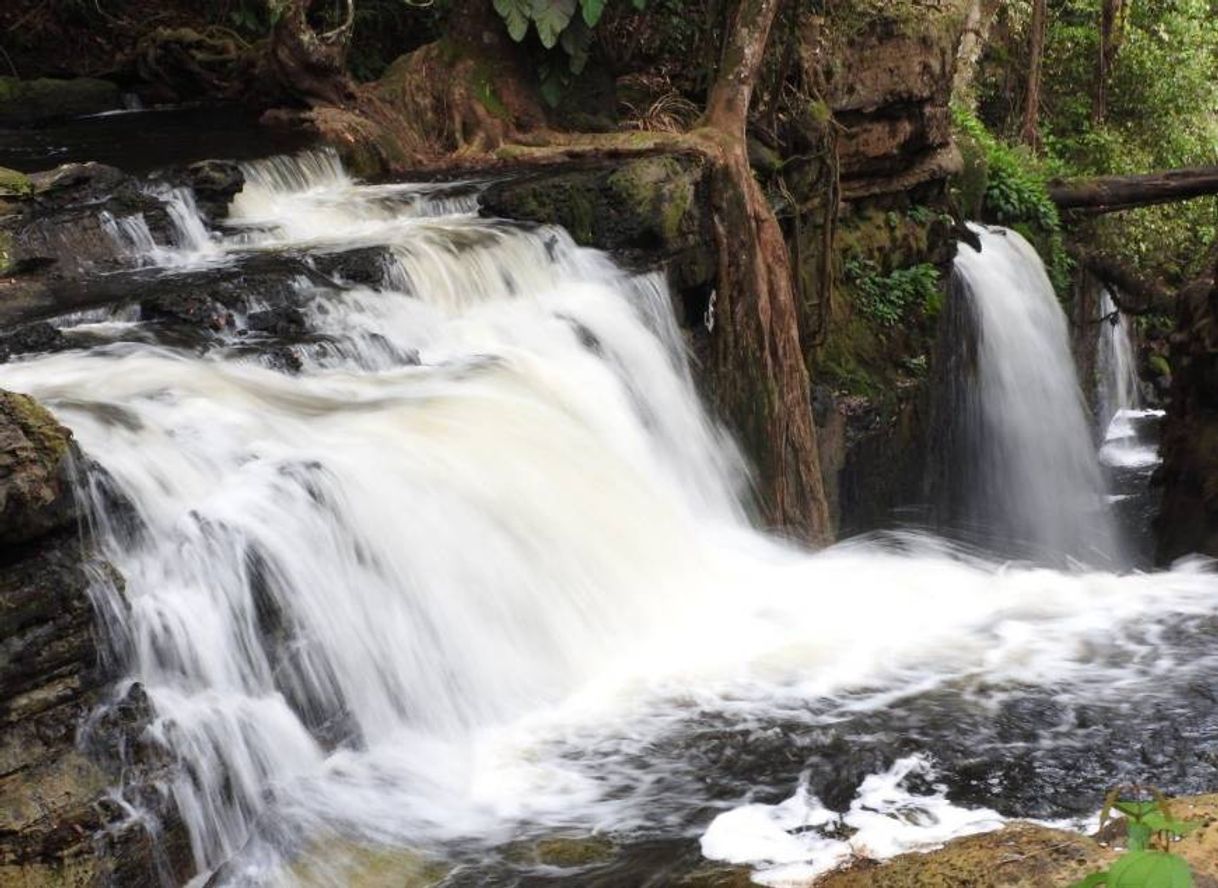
[312,245,393,287]
[0,161,171,278]
[247,305,307,336]
[140,291,234,331]
[0,77,122,126]
[170,159,244,222]
[0,391,193,885]
[0,321,69,362]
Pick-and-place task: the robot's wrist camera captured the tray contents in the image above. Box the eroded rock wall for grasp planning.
[0,393,191,886]
[1154,264,1218,564]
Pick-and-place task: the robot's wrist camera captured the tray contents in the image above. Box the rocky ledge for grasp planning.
[0,391,191,886]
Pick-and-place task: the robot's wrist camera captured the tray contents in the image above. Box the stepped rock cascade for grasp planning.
[4,153,1218,885]
[947,225,1121,566]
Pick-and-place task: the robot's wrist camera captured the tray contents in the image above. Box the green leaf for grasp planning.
[1114,800,1160,820]
[1108,851,1193,888]
[1141,811,1202,838]
[1067,872,1110,888]
[560,16,592,74]
[579,0,605,27]
[531,0,577,48]
[1126,822,1153,852]
[494,0,531,41]
[632,0,646,8]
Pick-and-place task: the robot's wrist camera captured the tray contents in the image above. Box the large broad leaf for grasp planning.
[1127,822,1153,852]
[1113,800,1160,820]
[560,16,592,74]
[1108,851,1194,888]
[580,0,605,27]
[531,0,577,48]
[494,0,531,41]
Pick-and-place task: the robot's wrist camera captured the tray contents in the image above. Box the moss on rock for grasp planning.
[0,77,121,126]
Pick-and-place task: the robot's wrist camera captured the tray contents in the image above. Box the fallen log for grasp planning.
[1049,165,1218,213]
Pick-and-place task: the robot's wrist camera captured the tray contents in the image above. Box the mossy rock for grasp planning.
[818,822,1113,887]
[289,840,449,887]
[503,834,618,868]
[480,154,713,291]
[0,167,33,199]
[0,77,122,125]
[0,390,77,544]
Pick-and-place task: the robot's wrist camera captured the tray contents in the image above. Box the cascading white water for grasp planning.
[1096,288,1163,472]
[3,152,1218,886]
[1096,288,1139,429]
[949,225,1120,565]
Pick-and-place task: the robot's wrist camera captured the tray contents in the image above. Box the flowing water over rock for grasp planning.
[3,154,1218,886]
[943,225,1120,566]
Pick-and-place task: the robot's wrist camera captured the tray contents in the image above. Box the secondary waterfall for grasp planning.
[3,153,1218,886]
[946,225,1120,565]
[1096,287,1140,430]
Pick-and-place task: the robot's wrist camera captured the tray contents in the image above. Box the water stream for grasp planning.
[2,152,1217,886]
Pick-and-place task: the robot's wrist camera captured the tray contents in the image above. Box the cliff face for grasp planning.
[1154,264,1218,564]
[0,393,190,886]
[481,0,974,537]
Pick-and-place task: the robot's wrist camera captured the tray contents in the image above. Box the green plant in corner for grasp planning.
[493,0,647,105]
[1069,786,1201,888]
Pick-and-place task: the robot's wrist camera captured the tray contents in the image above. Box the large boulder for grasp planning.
[0,392,193,885]
[0,391,76,545]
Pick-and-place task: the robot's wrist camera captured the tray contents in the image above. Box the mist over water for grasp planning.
[2,152,1217,885]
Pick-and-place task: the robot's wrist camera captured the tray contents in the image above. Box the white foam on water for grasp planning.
[4,153,1218,886]
[702,756,1006,886]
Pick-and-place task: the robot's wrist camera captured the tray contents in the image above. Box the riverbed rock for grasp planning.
[0,389,193,885]
[0,77,122,126]
[816,822,1112,887]
[480,153,714,297]
[0,392,77,544]
[171,159,245,222]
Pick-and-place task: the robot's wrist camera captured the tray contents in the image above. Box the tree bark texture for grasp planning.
[1020,0,1047,148]
[1049,166,1218,213]
[700,0,832,543]
[267,0,356,106]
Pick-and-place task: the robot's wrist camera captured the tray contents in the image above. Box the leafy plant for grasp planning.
[1069,787,1201,888]
[493,0,646,104]
[845,257,941,327]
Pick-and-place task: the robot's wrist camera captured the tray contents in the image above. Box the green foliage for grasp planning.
[953,105,1073,294]
[1068,789,1200,888]
[845,257,941,327]
[973,0,1218,284]
[495,0,644,58]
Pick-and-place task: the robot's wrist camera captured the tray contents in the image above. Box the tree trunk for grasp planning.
[1020,0,1047,148]
[1093,0,1122,123]
[267,0,356,107]
[699,0,832,543]
[1049,166,1218,213]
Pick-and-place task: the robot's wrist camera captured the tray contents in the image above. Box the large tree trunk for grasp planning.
[1049,166,1218,213]
[1093,0,1123,123]
[1020,0,1047,148]
[267,0,356,106]
[699,0,832,543]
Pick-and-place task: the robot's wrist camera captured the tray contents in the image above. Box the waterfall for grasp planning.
[3,153,1218,886]
[1096,288,1139,430]
[945,225,1120,565]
